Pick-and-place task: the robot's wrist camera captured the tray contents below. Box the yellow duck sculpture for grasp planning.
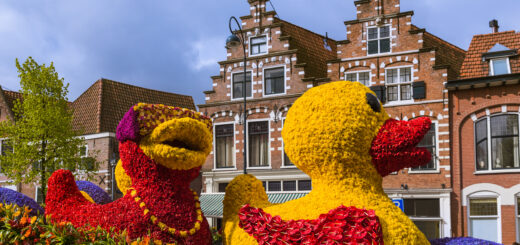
[223,81,432,244]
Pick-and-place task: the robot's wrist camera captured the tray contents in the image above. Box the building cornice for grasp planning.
[344,11,414,25]
[198,93,303,108]
[446,73,520,90]
[218,49,298,65]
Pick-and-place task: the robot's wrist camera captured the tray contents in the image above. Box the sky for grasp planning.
[0,0,518,107]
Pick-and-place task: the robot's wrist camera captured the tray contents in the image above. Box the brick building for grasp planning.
[199,0,467,239]
[198,0,336,229]
[324,0,466,239]
[0,78,195,202]
[447,25,520,244]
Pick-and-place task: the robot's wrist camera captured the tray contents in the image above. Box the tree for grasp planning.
[0,57,98,203]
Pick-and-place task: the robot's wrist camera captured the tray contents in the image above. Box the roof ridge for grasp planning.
[473,30,517,37]
[100,78,191,98]
[275,17,337,43]
[96,80,104,133]
[423,31,466,53]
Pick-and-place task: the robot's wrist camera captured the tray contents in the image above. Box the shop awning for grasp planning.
[200,192,308,218]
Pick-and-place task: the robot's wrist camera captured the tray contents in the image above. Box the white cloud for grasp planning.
[187,36,226,71]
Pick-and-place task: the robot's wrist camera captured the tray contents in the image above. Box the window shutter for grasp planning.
[370,85,386,103]
[412,81,426,99]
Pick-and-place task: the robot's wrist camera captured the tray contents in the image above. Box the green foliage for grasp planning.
[0,57,99,202]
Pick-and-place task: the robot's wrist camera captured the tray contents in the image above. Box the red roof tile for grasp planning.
[71,78,195,134]
[459,31,520,79]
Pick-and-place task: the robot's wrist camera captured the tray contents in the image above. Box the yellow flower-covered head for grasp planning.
[282,81,389,179]
[116,103,213,171]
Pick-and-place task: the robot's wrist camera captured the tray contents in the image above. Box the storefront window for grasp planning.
[404,199,441,239]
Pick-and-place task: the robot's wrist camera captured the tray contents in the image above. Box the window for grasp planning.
[345,71,370,86]
[490,58,510,76]
[263,180,311,192]
[215,124,235,168]
[232,72,252,99]
[412,123,436,171]
[386,67,412,102]
[268,181,281,192]
[218,183,228,193]
[367,26,391,55]
[79,145,88,157]
[250,36,267,55]
[1,140,13,156]
[298,180,312,191]
[264,67,285,95]
[404,199,441,240]
[248,121,269,167]
[282,119,293,166]
[517,196,520,241]
[469,198,499,242]
[475,114,520,171]
[283,181,296,191]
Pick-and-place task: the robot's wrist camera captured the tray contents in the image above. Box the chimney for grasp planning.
[489,19,499,33]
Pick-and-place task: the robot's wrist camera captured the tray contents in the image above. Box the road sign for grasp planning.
[392,198,404,212]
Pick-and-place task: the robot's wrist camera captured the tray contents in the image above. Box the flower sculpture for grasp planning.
[223,81,432,244]
[76,181,112,205]
[45,103,213,244]
[0,187,44,216]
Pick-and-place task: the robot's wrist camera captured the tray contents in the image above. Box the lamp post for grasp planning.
[226,16,248,175]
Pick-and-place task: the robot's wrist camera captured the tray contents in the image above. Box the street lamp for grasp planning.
[226,16,248,175]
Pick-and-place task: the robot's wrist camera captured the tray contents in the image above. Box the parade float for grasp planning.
[0,84,503,244]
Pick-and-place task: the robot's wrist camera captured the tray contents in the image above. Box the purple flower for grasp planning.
[76,181,112,204]
[430,237,502,245]
[0,187,44,216]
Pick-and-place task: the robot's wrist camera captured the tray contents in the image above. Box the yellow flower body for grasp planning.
[223,82,429,244]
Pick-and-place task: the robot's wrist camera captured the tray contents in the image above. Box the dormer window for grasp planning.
[482,43,516,76]
[489,58,510,76]
[250,36,267,55]
[367,26,391,55]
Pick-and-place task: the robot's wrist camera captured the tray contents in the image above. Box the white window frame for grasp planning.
[280,118,296,168]
[410,121,440,173]
[489,57,511,76]
[467,193,501,243]
[231,70,253,101]
[246,119,271,169]
[213,122,236,171]
[367,25,392,56]
[249,35,268,57]
[516,194,520,243]
[474,113,520,174]
[262,65,286,97]
[384,65,414,104]
[79,144,88,158]
[344,70,372,86]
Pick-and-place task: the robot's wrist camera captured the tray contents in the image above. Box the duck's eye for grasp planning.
[366,93,381,113]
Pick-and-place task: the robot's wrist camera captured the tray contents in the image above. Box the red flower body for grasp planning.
[45,141,211,244]
[238,204,384,245]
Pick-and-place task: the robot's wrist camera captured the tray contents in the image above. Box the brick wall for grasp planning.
[449,84,520,243]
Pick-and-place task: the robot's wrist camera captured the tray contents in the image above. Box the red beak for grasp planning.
[370,117,432,177]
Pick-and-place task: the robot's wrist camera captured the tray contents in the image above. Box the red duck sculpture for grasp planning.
[45,103,213,244]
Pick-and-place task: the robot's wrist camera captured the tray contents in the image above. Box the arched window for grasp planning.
[475,114,520,171]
